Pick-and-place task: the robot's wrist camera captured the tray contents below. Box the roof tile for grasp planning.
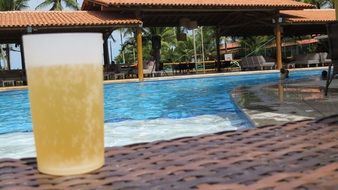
[88,0,314,9]
[282,9,336,23]
[0,11,141,28]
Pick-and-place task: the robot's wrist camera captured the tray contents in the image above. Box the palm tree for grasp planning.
[160,28,178,62]
[115,43,138,64]
[176,36,195,62]
[0,0,28,10]
[195,27,217,60]
[142,27,176,70]
[36,0,78,11]
[115,27,223,65]
[116,29,127,64]
[115,28,148,64]
[296,0,334,8]
[0,47,6,70]
[239,36,272,57]
[0,0,29,70]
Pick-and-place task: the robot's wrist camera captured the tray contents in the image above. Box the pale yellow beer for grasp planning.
[23,33,104,175]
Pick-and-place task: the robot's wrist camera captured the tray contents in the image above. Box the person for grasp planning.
[286,69,289,78]
[280,68,289,80]
[321,70,328,80]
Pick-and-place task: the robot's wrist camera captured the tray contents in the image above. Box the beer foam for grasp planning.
[23,33,104,67]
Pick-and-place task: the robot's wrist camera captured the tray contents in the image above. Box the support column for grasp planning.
[103,33,110,66]
[275,16,282,70]
[136,27,144,82]
[336,0,338,19]
[192,29,198,71]
[200,26,206,73]
[215,26,221,72]
[6,44,11,70]
[20,42,26,71]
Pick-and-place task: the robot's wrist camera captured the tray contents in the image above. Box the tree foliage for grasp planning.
[115,27,218,64]
[296,0,334,8]
[0,0,28,11]
[36,0,78,10]
[239,36,272,56]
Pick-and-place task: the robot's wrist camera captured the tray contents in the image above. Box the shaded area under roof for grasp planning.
[0,9,335,43]
[222,9,336,36]
[81,0,332,37]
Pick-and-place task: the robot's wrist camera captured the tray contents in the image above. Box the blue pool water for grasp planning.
[0,70,320,135]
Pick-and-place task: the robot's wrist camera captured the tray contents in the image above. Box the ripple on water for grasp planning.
[0,115,240,158]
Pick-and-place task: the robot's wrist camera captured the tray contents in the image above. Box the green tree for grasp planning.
[195,27,217,61]
[114,28,141,64]
[115,27,177,64]
[36,0,78,10]
[115,27,220,65]
[142,27,176,69]
[0,0,28,10]
[296,0,333,8]
[115,43,137,64]
[239,36,272,56]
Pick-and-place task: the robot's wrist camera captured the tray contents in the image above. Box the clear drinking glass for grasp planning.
[23,33,104,176]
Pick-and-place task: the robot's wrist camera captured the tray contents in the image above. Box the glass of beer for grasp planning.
[22,33,104,176]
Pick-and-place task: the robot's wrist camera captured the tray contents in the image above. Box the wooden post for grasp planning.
[136,27,144,81]
[20,42,26,71]
[103,33,110,66]
[6,44,11,70]
[275,16,282,70]
[215,26,221,72]
[336,0,338,19]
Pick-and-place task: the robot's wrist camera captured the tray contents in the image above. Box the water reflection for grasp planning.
[275,83,324,101]
[278,83,284,102]
[233,78,338,126]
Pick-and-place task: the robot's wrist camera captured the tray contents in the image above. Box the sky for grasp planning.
[8,0,123,69]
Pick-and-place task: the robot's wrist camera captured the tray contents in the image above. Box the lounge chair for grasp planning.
[144,61,164,77]
[290,53,321,68]
[256,56,275,70]
[126,61,164,78]
[240,56,255,70]
[0,70,26,87]
[143,61,155,77]
[104,64,126,80]
[240,55,275,70]
[319,52,332,65]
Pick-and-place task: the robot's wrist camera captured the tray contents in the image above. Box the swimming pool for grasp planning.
[0,70,321,158]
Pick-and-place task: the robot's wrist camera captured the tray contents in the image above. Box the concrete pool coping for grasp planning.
[232,75,338,127]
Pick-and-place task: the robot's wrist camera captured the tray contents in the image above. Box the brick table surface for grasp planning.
[1,115,338,190]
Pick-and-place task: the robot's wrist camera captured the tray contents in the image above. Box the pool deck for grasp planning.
[0,115,337,189]
[232,75,338,126]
